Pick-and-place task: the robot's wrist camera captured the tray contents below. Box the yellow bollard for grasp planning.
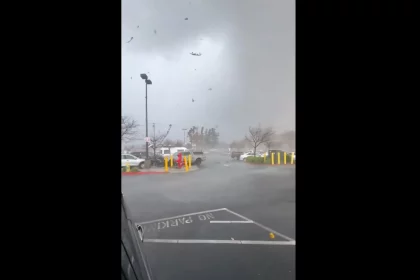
[291,152,294,164]
[170,154,173,167]
[125,163,130,172]
[263,154,266,163]
[284,152,287,165]
[189,154,192,168]
[164,157,168,172]
[277,152,280,165]
[271,153,274,165]
[184,156,188,172]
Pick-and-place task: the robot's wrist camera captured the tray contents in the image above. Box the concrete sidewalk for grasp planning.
[143,166,200,174]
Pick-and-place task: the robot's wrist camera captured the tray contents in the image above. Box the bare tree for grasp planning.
[125,144,135,153]
[163,139,175,146]
[150,134,167,157]
[121,116,139,141]
[245,125,275,156]
[150,124,172,158]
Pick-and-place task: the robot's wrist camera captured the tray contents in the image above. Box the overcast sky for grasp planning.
[122,0,295,143]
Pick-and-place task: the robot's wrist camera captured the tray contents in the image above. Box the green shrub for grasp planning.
[246,153,295,164]
[121,166,140,172]
[246,156,264,163]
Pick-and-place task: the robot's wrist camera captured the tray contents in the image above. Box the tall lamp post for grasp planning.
[140,73,152,160]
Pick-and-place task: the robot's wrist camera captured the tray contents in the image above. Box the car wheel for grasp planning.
[195,158,202,167]
[139,162,145,169]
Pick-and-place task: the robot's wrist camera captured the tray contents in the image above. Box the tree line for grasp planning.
[121,116,220,151]
[187,126,219,148]
[231,124,295,156]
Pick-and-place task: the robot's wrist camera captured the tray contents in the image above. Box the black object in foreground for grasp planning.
[121,194,154,280]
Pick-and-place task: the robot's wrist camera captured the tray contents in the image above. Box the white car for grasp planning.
[239,151,260,161]
[121,154,145,169]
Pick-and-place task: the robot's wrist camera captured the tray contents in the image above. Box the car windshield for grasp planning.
[122,0,295,278]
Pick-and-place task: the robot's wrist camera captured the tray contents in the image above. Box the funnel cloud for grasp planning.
[122,0,295,143]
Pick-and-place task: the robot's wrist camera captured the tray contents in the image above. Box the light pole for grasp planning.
[182,128,187,145]
[140,73,152,160]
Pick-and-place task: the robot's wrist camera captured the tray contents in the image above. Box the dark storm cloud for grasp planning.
[122,0,294,142]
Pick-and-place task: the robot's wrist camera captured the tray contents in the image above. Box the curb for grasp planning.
[245,162,295,166]
[122,171,168,176]
[122,166,200,175]
[168,166,200,174]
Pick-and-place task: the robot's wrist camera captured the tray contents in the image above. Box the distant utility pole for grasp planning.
[153,123,156,157]
[182,128,187,145]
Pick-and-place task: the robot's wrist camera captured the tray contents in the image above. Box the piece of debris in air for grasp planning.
[130,77,132,79]
[192,98,195,102]
[137,25,139,28]
[190,52,202,56]
[185,17,188,20]
[154,29,157,34]
[126,37,133,43]
[208,88,212,90]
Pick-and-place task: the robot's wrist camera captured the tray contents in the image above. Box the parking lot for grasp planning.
[122,152,295,280]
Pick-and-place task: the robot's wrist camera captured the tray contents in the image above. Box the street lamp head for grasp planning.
[146,79,152,85]
[140,73,148,79]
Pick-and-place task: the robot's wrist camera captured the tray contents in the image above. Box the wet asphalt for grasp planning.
[122,152,295,280]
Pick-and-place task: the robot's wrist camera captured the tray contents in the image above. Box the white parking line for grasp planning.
[209,220,254,223]
[138,208,227,225]
[224,208,295,242]
[143,239,295,245]
[240,240,295,245]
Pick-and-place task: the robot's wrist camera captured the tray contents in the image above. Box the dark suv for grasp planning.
[121,194,154,279]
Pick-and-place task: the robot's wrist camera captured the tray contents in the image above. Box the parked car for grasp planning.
[180,150,206,166]
[231,151,244,160]
[160,147,188,157]
[239,151,261,161]
[122,154,146,169]
[130,151,146,159]
[150,154,165,167]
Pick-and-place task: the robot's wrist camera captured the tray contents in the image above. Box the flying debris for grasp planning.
[154,29,157,34]
[137,25,139,28]
[190,52,202,56]
[208,88,212,91]
[185,17,188,20]
[192,98,195,102]
[195,69,196,71]
[130,77,132,79]
[126,37,133,43]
